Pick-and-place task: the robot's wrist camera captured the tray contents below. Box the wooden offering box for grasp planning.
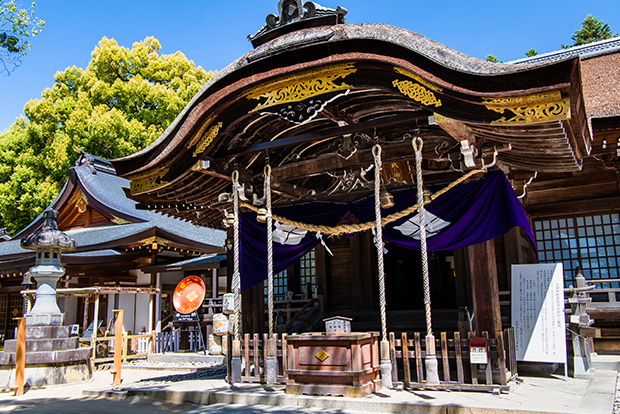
[285,332,381,397]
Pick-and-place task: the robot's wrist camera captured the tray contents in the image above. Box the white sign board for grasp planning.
[511,263,566,363]
[470,346,488,364]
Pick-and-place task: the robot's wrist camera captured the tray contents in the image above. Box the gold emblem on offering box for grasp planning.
[315,349,330,362]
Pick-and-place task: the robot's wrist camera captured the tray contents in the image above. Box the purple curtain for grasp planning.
[240,170,534,290]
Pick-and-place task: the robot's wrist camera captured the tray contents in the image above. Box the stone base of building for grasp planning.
[0,360,92,388]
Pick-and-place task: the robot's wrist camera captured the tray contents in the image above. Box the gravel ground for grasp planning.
[123,359,224,371]
[113,364,227,391]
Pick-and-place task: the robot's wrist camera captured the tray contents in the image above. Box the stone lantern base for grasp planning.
[25,312,64,327]
[0,325,92,387]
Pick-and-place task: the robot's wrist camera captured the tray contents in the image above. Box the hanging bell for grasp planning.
[225,212,236,227]
[22,271,32,285]
[380,189,395,209]
[423,188,432,203]
[256,208,268,223]
[218,192,232,203]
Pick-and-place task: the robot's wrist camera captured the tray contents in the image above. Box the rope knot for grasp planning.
[412,136,423,152]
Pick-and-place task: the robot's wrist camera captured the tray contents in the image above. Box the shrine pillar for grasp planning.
[467,239,502,337]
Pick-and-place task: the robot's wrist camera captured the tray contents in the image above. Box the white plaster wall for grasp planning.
[134,270,151,333]
[118,293,135,333]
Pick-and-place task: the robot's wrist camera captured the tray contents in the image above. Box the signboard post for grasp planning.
[511,264,566,371]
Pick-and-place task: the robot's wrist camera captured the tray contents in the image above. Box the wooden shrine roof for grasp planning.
[111,21,592,229]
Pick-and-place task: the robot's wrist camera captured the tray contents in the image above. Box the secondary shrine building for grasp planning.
[111,0,619,350]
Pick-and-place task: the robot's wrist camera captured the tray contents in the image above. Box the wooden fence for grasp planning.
[389,328,517,393]
[226,333,289,383]
[228,329,517,394]
[83,332,153,364]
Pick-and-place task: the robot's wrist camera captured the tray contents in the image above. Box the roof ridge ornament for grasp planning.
[248,1,347,48]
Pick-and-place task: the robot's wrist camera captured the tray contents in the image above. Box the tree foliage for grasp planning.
[563,14,617,48]
[525,48,538,57]
[0,37,214,233]
[485,54,499,63]
[0,0,44,74]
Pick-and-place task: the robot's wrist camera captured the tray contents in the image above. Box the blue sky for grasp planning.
[1,0,619,132]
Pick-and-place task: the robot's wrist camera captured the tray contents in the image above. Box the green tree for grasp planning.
[525,48,538,57]
[563,14,617,48]
[0,0,44,74]
[0,37,214,233]
[485,54,499,63]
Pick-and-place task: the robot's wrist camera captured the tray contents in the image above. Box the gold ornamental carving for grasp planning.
[484,91,570,124]
[140,236,170,247]
[392,79,442,107]
[394,67,442,92]
[482,91,562,106]
[111,216,131,225]
[186,114,217,150]
[129,167,169,195]
[75,192,89,213]
[193,122,223,157]
[246,63,357,112]
[432,112,450,124]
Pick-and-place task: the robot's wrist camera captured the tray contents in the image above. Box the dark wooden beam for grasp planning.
[269,139,443,181]
[217,113,427,158]
[192,158,253,183]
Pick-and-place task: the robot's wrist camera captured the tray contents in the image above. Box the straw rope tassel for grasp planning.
[265,165,274,337]
[232,170,241,343]
[373,145,388,344]
[413,137,433,337]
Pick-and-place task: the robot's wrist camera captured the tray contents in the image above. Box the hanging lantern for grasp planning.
[22,271,32,285]
[218,192,232,203]
[256,208,268,223]
[380,188,395,209]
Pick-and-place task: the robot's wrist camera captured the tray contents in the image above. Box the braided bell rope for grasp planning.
[413,137,433,337]
[232,170,241,343]
[241,168,484,236]
[265,164,274,337]
[373,145,388,344]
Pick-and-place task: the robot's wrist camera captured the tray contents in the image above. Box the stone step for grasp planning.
[0,346,92,365]
[25,325,70,339]
[4,337,78,353]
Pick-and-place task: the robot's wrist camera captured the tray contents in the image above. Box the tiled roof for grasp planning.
[509,37,620,65]
[12,153,225,249]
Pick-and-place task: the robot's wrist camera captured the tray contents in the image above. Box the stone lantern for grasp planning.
[20,208,76,326]
[0,208,91,387]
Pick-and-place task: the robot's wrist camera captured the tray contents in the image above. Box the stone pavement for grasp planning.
[0,355,616,414]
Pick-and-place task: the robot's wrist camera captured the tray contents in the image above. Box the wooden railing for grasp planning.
[82,332,154,364]
[227,333,289,384]
[389,328,517,393]
[202,297,224,322]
